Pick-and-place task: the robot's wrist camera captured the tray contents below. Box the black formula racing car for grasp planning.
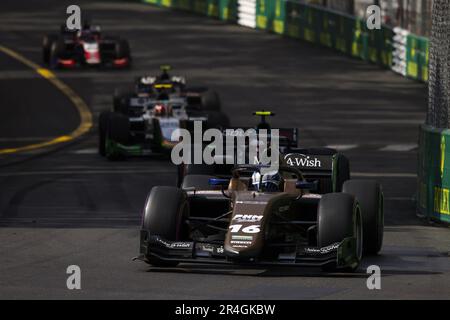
[137,112,384,271]
[98,66,229,160]
[42,22,131,69]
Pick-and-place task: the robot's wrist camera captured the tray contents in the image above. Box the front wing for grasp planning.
[138,233,359,269]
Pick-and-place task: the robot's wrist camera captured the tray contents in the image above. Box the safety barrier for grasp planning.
[418,125,450,223]
[143,0,238,21]
[142,0,429,82]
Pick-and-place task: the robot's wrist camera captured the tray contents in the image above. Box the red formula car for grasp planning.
[42,23,131,69]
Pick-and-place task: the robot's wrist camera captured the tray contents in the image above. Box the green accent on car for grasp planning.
[336,236,358,269]
[105,138,144,157]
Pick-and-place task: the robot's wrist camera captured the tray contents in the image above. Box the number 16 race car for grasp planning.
[42,22,131,69]
[137,113,384,272]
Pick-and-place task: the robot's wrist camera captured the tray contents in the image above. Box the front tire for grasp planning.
[317,193,363,272]
[142,187,188,267]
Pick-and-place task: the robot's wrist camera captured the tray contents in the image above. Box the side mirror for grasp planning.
[296,180,318,191]
[208,178,230,187]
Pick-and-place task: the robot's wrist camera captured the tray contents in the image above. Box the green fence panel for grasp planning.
[218,0,237,21]
[406,34,429,81]
[351,18,369,60]
[171,0,190,10]
[418,125,450,223]
[285,1,304,40]
[256,0,272,31]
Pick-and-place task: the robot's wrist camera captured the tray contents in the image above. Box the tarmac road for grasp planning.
[0,0,449,299]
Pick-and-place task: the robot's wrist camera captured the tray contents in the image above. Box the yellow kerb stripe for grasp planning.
[0,45,92,154]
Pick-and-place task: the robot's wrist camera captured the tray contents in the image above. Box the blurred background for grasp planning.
[303,0,433,37]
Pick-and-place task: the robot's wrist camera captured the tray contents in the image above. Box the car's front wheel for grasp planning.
[141,186,188,267]
[317,193,363,272]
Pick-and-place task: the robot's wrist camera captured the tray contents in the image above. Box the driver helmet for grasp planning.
[251,170,283,192]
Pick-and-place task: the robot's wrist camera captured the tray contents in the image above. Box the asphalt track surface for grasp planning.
[1,0,449,299]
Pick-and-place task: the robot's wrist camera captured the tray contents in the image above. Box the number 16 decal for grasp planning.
[229,224,261,234]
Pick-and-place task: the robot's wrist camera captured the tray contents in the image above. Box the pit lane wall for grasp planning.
[141,0,429,82]
[418,126,450,224]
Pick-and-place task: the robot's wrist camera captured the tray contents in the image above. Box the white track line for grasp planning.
[325,144,358,151]
[379,144,418,152]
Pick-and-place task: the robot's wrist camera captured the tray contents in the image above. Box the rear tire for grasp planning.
[181,174,217,190]
[105,113,129,160]
[177,163,216,187]
[115,39,131,60]
[343,180,384,255]
[201,90,221,111]
[142,187,188,267]
[49,39,65,69]
[317,193,362,272]
[42,34,57,64]
[113,88,133,114]
[333,153,350,192]
[98,111,112,156]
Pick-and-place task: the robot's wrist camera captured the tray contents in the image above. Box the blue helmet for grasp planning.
[252,171,283,192]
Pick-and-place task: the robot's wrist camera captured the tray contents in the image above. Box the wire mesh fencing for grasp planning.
[427,0,450,128]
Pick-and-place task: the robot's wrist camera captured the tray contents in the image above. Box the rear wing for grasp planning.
[222,127,298,148]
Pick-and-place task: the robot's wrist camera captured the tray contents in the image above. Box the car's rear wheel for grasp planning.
[115,39,131,61]
[42,34,57,64]
[317,193,362,272]
[343,180,384,255]
[113,88,133,114]
[105,113,129,160]
[49,39,65,69]
[181,174,217,190]
[98,111,112,156]
[333,153,350,192]
[142,186,188,267]
[201,90,221,111]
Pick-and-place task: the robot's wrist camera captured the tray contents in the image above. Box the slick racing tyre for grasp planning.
[49,39,65,69]
[42,34,58,64]
[333,153,350,192]
[98,111,113,156]
[113,88,133,114]
[177,163,215,188]
[105,113,129,160]
[343,180,384,255]
[181,174,217,190]
[115,39,131,61]
[201,90,221,111]
[317,193,363,272]
[142,187,188,267]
